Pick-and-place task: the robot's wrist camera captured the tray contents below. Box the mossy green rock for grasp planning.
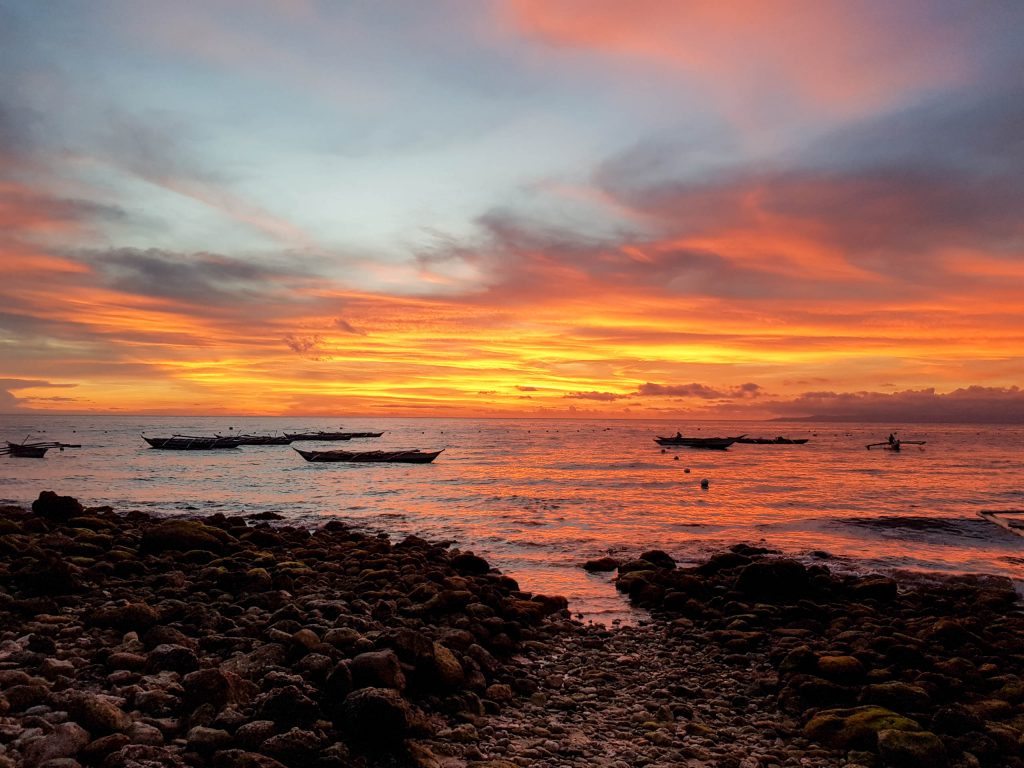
[804,705,921,750]
[877,728,947,767]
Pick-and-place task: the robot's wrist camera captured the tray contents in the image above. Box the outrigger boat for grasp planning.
[866,439,926,452]
[285,430,384,440]
[3,440,81,458]
[654,435,744,449]
[217,434,293,445]
[736,436,809,445]
[143,435,244,450]
[294,447,443,463]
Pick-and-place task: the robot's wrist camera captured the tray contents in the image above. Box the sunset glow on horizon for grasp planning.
[2,1,1023,420]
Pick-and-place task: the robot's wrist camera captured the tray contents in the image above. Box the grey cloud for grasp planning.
[638,382,761,399]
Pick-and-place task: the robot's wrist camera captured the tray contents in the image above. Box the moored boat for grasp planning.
[143,435,243,450]
[285,431,352,441]
[218,434,293,445]
[295,447,443,463]
[5,443,49,458]
[2,440,81,458]
[654,435,744,449]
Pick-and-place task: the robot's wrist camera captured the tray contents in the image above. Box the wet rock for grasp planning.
[804,706,921,750]
[639,550,676,569]
[860,682,931,713]
[222,644,288,680]
[582,557,619,572]
[876,728,947,767]
[32,492,85,523]
[451,552,491,576]
[139,520,234,554]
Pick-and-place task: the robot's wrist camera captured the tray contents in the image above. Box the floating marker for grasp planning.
[700,478,710,489]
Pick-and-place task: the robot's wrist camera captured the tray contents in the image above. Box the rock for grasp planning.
[430,642,465,689]
[451,552,491,576]
[848,576,898,601]
[88,603,160,633]
[234,721,277,750]
[125,721,163,745]
[639,550,676,569]
[5,684,51,712]
[877,729,947,767]
[222,644,288,680]
[861,682,931,713]
[803,705,921,750]
[32,492,85,522]
[182,668,255,709]
[22,722,90,766]
[210,751,287,768]
[260,727,322,764]
[186,726,232,753]
[734,559,810,601]
[102,744,186,767]
[79,734,130,763]
[139,520,233,554]
[255,685,319,727]
[351,649,406,691]
[146,644,199,674]
[339,687,413,747]
[817,655,866,685]
[65,693,132,734]
[582,557,619,572]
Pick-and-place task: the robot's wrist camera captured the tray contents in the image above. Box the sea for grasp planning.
[2,415,1022,624]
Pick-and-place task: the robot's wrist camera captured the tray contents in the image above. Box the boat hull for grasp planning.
[654,435,742,449]
[143,436,241,450]
[6,443,48,458]
[295,448,443,463]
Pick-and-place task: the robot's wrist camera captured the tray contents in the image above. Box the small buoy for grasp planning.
[684,468,690,473]
[700,478,709,489]
[673,455,679,461]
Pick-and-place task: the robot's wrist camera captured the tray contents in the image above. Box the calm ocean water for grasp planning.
[2,415,1022,623]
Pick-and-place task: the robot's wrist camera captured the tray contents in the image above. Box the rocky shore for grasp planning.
[1,492,1022,768]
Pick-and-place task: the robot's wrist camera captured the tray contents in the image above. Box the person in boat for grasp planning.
[888,433,898,446]
[675,432,683,439]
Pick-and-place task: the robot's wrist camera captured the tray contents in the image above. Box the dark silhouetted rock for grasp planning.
[32,491,85,522]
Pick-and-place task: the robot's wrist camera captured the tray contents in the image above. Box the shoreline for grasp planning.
[1,492,1023,767]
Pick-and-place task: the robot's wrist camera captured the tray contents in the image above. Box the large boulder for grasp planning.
[32,491,85,522]
[877,729,948,768]
[140,519,234,554]
[804,705,921,750]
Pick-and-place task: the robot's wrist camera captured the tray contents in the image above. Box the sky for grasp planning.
[2,0,1023,421]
